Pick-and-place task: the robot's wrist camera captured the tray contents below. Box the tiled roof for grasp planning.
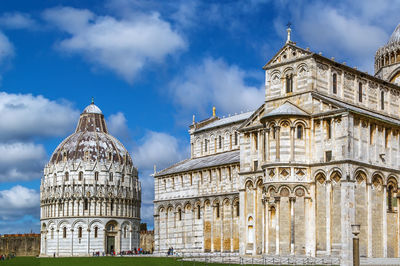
[313,92,400,126]
[261,101,309,120]
[155,150,240,176]
[195,111,253,132]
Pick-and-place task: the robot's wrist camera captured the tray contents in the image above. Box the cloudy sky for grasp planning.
[0,0,399,234]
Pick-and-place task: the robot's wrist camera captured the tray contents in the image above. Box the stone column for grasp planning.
[266,129,270,161]
[340,178,355,266]
[290,197,296,255]
[87,228,91,255]
[56,229,59,256]
[397,195,400,257]
[275,197,280,255]
[265,200,269,254]
[239,189,246,255]
[276,126,280,161]
[326,180,332,255]
[119,229,122,253]
[261,129,266,162]
[383,185,387,257]
[367,182,372,257]
[70,229,74,256]
[290,126,295,161]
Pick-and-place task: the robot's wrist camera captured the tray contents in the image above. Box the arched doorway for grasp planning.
[105,221,118,254]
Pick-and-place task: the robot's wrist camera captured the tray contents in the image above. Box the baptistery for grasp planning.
[40,102,141,256]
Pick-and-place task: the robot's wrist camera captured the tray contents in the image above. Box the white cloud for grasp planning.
[0,92,79,141]
[133,131,187,170]
[132,130,189,228]
[43,6,186,83]
[0,31,13,64]
[0,185,40,221]
[272,0,400,73]
[107,112,131,144]
[170,57,264,116]
[0,12,37,29]
[0,142,46,182]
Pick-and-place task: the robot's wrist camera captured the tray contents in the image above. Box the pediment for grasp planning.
[238,104,265,130]
[263,43,312,69]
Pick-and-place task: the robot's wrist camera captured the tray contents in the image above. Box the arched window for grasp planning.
[197,205,201,219]
[272,126,276,139]
[358,82,363,102]
[388,185,394,211]
[381,90,385,110]
[297,125,303,139]
[234,132,238,145]
[121,174,125,183]
[332,73,337,94]
[111,199,114,212]
[109,172,113,182]
[124,227,127,238]
[84,198,88,211]
[79,171,83,181]
[326,119,332,139]
[63,227,67,238]
[286,74,293,93]
[78,227,82,238]
[216,203,220,218]
[51,228,54,239]
[94,172,99,181]
[178,208,182,221]
[235,201,240,217]
[94,227,98,238]
[65,172,69,181]
[204,139,208,152]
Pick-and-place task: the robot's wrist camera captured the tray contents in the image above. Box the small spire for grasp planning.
[91,97,94,104]
[192,114,195,125]
[212,106,216,117]
[153,164,157,174]
[286,22,292,43]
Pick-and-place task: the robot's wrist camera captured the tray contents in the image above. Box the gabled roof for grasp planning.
[312,92,400,126]
[263,42,312,69]
[194,111,253,133]
[155,150,240,177]
[261,101,309,121]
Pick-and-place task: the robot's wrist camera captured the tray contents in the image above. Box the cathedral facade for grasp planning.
[154,24,400,264]
[40,102,141,256]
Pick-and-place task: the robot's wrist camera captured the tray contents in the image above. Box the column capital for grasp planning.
[274,196,280,202]
[289,196,296,202]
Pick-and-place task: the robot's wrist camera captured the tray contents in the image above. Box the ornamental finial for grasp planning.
[91,97,94,104]
[286,22,292,43]
[212,106,216,117]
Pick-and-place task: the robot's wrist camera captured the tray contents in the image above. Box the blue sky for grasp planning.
[0,0,398,234]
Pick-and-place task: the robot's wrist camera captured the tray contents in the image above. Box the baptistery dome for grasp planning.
[375,23,400,85]
[40,102,141,257]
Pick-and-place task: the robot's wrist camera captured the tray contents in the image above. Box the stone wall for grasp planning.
[140,231,154,253]
[0,234,40,256]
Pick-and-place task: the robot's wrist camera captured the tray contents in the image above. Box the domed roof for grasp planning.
[388,23,400,45]
[49,102,132,166]
[83,103,103,114]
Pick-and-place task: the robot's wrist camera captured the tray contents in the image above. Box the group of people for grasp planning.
[0,253,15,261]
[90,248,152,257]
[167,247,174,256]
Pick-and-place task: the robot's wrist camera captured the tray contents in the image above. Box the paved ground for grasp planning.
[361,258,400,265]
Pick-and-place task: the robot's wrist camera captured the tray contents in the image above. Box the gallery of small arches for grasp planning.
[40,219,140,256]
[241,168,400,257]
[155,196,240,253]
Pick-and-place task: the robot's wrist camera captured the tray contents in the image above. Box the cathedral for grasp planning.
[40,102,141,256]
[154,24,400,264]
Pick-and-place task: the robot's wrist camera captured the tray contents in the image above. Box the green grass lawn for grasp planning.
[0,256,239,266]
